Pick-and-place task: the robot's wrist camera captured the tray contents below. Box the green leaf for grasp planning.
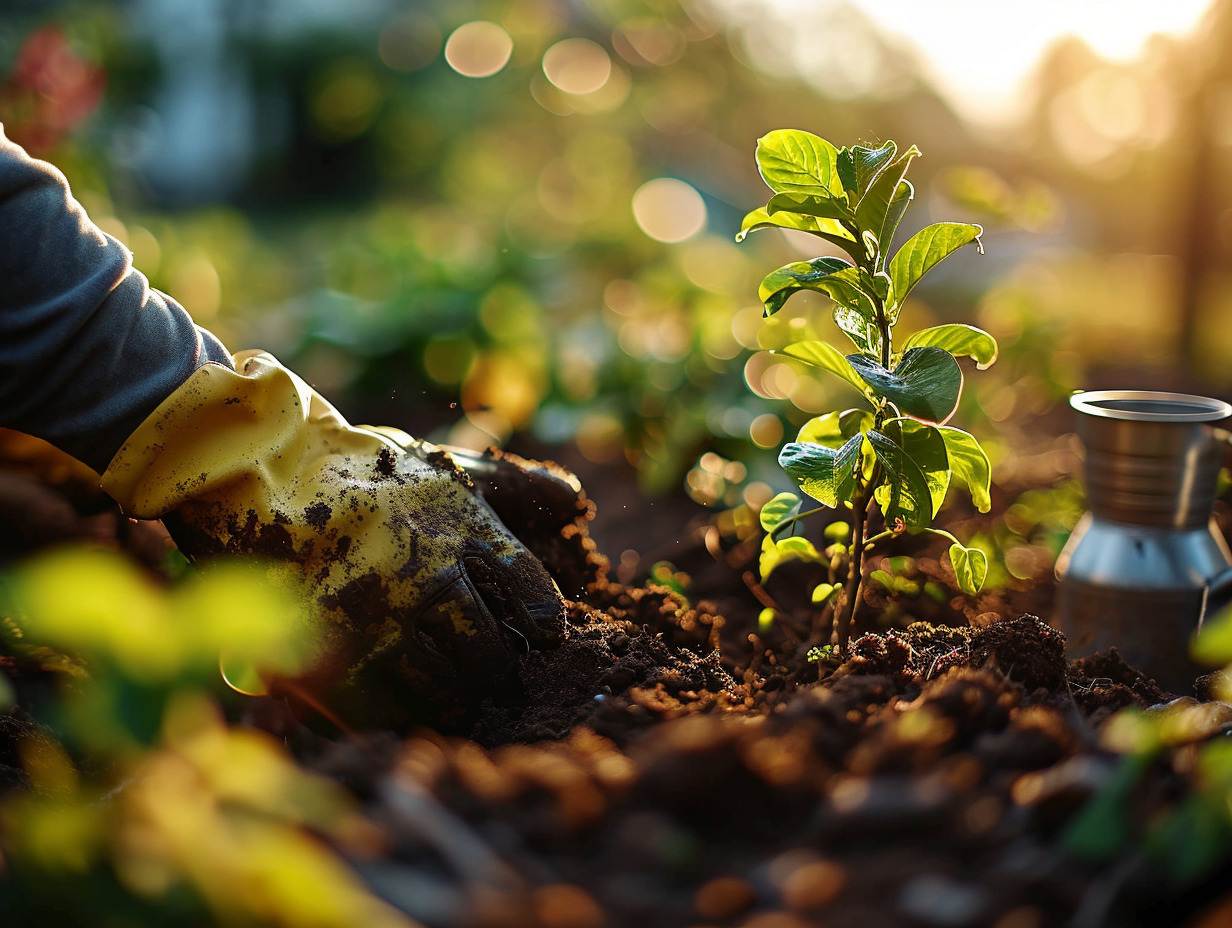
[835,147,857,195]
[736,207,861,260]
[760,534,823,580]
[851,141,898,197]
[870,569,895,590]
[796,408,873,447]
[778,341,871,397]
[1063,755,1151,860]
[767,192,856,225]
[755,130,844,197]
[937,426,993,512]
[759,607,776,632]
[882,418,951,517]
[828,278,883,355]
[758,256,860,317]
[760,491,803,536]
[867,429,935,531]
[848,346,963,423]
[811,582,839,604]
[855,146,920,265]
[1193,602,1232,666]
[888,221,984,311]
[823,520,850,542]
[902,324,999,370]
[949,543,988,595]
[878,180,914,282]
[779,434,863,507]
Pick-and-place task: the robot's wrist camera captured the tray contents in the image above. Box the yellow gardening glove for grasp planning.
[101,350,566,729]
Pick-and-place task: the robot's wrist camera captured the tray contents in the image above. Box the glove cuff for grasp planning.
[101,350,392,517]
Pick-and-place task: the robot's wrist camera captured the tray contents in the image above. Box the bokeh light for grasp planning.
[542,38,612,95]
[310,59,382,141]
[378,13,442,72]
[631,177,706,243]
[444,21,513,78]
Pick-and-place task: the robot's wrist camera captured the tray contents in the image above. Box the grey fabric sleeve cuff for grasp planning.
[0,124,234,473]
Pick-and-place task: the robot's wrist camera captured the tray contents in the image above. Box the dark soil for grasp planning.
[4,433,1232,928]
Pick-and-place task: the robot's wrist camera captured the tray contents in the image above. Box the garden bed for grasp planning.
[3,435,1232,928]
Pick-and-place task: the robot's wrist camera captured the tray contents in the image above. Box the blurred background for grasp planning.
[3,0,1232,544]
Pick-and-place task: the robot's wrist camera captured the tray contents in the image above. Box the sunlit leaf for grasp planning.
[832,303,882,356]
[835,147,857,195]
[758,256,858,316]
[851,141,898,197]
[760,491,803,536]
[760,533,824,580]
[882,418,951,516]
[812,582,839,604]
[9,549,180,681]
[865,269,891,301]
[854,146,920,263]
[778,340,871,397]
[767,191,855,224]
[736,207,861,258]
[902,324,999,369]
[948,543,988,594]
[1193,603,1232,667]
[759,607,776,632]
[888,221,983,311]
[755,129,844,197]
[796,409,873,447]
[937,426,993,512]
[177,563,315,678]
[848,346,963,423]
[878,180,914,284]
[824,520,850,542]
[867,429,934,531]
[779,434,863,507]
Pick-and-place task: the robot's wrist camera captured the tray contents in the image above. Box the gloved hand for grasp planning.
[101,350,567,730]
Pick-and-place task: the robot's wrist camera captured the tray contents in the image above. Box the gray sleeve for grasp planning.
[0,124,234,473]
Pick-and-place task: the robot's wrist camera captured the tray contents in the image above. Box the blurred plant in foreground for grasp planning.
[0,547,411,927]
[1059,606,1232,895]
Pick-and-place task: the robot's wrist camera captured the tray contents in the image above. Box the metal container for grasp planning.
[1055,390,1232,692]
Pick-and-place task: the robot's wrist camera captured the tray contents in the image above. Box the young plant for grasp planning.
[737,130,995,651]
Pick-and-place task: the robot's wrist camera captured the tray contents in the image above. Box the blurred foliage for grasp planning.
[0,0,995,502]
[1060,614,1232,892]
[0,547,411,927]
[4,0,1232,512]
[6,0,1232,505]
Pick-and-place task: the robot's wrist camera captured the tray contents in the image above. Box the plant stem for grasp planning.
[835,461,880,652]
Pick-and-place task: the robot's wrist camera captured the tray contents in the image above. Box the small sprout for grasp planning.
[807,644,835,663]
[738,130,995,650]
[648,560,690,597]
[948,543,988,597]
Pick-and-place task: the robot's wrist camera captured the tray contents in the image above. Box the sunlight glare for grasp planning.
[710,0,1215,124]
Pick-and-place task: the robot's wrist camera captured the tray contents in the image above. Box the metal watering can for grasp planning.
[1055,390,1232,693]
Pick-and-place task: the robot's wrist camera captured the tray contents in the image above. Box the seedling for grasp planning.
[737,130,995,651]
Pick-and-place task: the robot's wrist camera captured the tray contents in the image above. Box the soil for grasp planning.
[3,432,1232,928]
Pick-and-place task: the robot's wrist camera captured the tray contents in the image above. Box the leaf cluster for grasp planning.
[738,130,995,599]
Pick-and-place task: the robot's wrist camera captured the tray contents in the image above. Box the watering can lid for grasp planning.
[1070,390,1232,422]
